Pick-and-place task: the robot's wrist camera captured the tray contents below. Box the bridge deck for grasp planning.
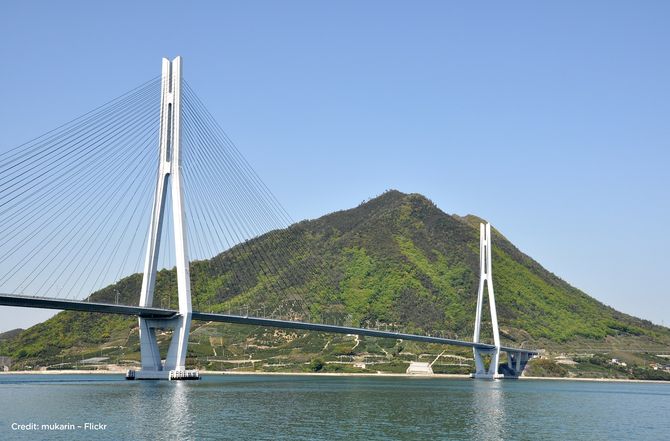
[0,294,536,355]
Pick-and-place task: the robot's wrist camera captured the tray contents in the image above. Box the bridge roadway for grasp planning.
[0,293,536,355]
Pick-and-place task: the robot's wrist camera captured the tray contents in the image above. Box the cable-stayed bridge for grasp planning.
[0,57,536,380]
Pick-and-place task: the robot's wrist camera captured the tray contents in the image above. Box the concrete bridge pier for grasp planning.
[498,350,531,378]
[472,346,503,379]
[132,314,192,380]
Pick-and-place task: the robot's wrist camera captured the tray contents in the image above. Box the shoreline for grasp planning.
[1,370,669,384]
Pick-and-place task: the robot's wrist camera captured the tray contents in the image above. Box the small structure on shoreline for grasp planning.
[406,361,433,375]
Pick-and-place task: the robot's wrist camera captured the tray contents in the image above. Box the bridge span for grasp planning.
[0,292,536,376]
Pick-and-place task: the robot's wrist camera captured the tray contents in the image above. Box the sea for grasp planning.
[0,374,668,440]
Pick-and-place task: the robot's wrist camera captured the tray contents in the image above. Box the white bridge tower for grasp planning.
[471,223,503,379]
[130,57,196,380]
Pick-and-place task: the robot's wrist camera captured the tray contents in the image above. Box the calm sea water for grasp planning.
[0,374,668,440]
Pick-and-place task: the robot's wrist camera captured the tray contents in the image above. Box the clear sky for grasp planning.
[0,1,668,331]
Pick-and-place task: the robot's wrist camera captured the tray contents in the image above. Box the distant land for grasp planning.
[0,328,23,342]
[1,190,669,380]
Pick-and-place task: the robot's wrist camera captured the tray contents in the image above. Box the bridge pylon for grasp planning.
[130,56,196,380]
[471,223,503,379]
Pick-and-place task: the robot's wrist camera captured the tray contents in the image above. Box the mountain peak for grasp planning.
[360,189,436,209]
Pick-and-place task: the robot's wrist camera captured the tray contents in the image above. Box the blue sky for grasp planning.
[0,1,668,330]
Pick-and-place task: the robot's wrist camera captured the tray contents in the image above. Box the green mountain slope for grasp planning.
[0,328,23,341]
[1,190,668,374]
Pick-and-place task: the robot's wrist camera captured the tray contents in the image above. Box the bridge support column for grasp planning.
[130,56,196,381]
[498,350,531,378]
[471,223,503,379]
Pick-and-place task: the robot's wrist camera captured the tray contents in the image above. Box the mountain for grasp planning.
[1,190,669,377]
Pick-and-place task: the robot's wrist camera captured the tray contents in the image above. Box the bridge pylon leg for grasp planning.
[470,223,503,379]
[472,346,501,379]
[128,57,196,381]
